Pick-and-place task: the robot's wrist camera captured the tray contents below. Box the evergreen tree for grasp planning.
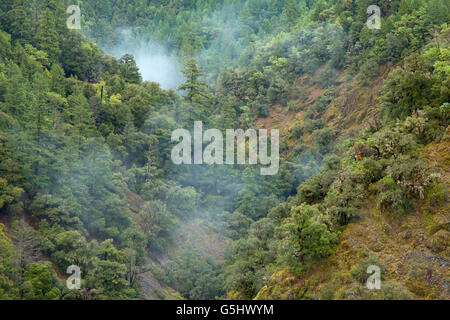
[281,0,299,27]
[10,219,41,299]
[2,0,33,42]
[119,54,142,84]
[65,92,96,158]
[178,58,209,104]
[36,0,63,62]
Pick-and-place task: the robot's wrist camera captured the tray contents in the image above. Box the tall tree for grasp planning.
[119,54,142,84]
[36,0,65,61]
[10,219,41,298]
[178,58,209,103]
[281,0,300,27]
[2,0,34,42]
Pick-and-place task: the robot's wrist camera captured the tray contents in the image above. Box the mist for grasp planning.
[105,30,183,90]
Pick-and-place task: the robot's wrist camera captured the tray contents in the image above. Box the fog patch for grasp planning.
[106,30,183,90]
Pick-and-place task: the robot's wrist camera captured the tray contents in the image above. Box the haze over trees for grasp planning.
[0,0,448,300]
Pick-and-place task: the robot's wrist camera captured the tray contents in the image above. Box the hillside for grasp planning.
[0,0,448,301]
[256,140,449,299]
[253,60,449,299]
[233,45,449,299]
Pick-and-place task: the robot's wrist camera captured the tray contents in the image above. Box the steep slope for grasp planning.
[252,52,449,301]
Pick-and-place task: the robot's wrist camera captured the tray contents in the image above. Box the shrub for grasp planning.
[316,65,337,88]
[304,118,324,133]
[276,204,339,275]
[351,255,384,284]
[376,177,407,213]
[425,182,446,206]
[291,124,303,139]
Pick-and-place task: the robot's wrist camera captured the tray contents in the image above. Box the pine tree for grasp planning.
[239,3,255,35]
[119,54,142,84]
[2,0,34,42]
[10,219,41,298]
[65,93,96,158]
[425,0,449,24]
[281,0,299,27]
[36,0,63,61]
[49,63,66,95]
[178,58,208,103]
[4,63,33,117]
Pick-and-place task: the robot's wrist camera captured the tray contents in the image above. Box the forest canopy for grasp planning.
[0,0,448,300]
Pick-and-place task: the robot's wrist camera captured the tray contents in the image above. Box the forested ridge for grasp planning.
[0,0,448,300]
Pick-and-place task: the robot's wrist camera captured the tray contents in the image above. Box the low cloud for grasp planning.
[106,29,183,90]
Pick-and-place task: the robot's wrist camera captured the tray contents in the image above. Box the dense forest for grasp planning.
[0,0,448,300]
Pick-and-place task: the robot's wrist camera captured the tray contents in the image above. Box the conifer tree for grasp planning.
[2,0,33,42]
[119,54,142,84]
[36,1,63,61]
[10,219,41,298]
[178,58,208,104]
[281,0,299,27]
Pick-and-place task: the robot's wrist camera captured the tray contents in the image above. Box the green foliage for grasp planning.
[351,255,384,284]
[119,54,142,84]
[276,204,338,275]
[139,200,175,252]
[165,248,225,300]
[23,262,61,300]
[0,224,19,299]
[165,185,199,216]
[0,0,447,301]
[224,217,277,298]
[425,182,446,207]
[381,49,449,120]
[178,58,208,102]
